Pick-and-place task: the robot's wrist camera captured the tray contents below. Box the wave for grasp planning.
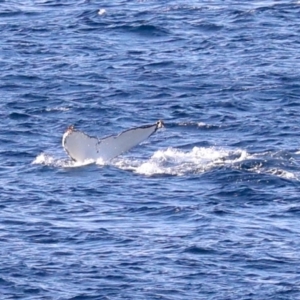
[32,147,299,180]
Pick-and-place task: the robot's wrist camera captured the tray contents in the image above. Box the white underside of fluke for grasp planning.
[62,121,164,162]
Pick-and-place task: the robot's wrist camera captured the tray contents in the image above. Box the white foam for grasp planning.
[32,147,299,180]
[32,153,56,165]
[32,153,94,168]
[114,147,249,176]
[113,147,299,179]
[247,165,298,180]
[45,107,69,112]
[98,9,106,15]
[96,158,106,166]
[269,169,297,180]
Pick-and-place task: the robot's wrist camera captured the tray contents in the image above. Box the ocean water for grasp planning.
[1,1,300,299]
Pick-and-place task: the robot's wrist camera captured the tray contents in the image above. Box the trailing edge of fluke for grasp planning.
[62,120,164,162]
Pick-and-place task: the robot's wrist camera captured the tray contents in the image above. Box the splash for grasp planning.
[32,147,299,180]
[98,9,106,15]
[32,153,95,168]
[114,147,299,180]
[114,147,249,176]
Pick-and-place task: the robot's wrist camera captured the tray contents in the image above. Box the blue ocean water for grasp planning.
[1,0,300,299]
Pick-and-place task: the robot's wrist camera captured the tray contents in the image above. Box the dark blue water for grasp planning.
[1,1,300,299]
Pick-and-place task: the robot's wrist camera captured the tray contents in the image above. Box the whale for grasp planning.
[62,120,164,162]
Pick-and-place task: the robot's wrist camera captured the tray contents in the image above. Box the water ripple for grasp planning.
[1,1,300,299]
